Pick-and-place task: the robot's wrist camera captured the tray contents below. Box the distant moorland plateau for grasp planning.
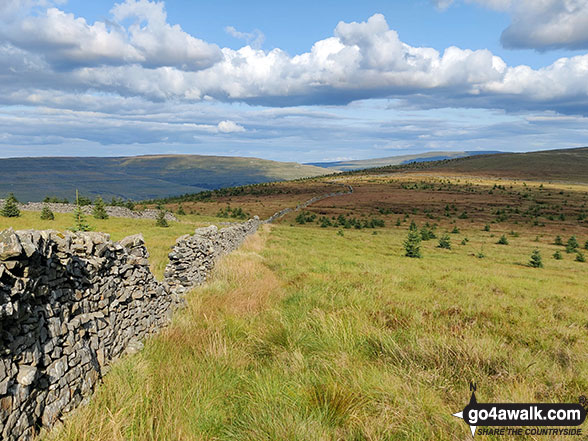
[0,154,328,202]
[2,148,586,202]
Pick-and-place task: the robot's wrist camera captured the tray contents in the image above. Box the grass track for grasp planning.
[40,222,588,441]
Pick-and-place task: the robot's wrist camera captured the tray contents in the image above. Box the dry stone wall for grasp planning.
[0,184,351,441]
[294,184,353,210]
[164,217,261,295]
[263,184,353,224]
[0,218,259,441]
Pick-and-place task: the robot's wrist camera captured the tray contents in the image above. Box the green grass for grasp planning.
[40,222,588,441]
[0,211,227,279]
[430,147,588,183]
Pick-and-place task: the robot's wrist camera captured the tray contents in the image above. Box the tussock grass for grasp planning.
[34,216,588,440]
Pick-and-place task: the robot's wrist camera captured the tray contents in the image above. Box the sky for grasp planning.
[1,0,588,162]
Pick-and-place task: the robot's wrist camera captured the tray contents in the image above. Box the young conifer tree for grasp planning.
[529,249,543,268]
[93,197,109,219]
[553,250,562,260]
[566,236,579,253]
[156,209,169,227]
[72,190,91,232]
[437,234,451,249]
[404,229,422,258]
[554,235,563,246]
[1,193,20,217]
[40,205,54,220]
[497,234,509,245]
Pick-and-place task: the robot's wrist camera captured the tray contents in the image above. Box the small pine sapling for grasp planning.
[92,197,109,219]
[1,193,20,217]
[529,249,543,268]
[554,235,563,246]
[71,191,91,232]
[404,229,422,258]
[156,210,169,227]
[553,250,562,260]
[566,235,579,253]
[437,234,451,250]
[40,205,54,220]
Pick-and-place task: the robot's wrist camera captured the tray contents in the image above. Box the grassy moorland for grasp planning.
[356,147,588,184]
[2,166,587,440]
[428,147,588,183]
[36,173,588,440]
[146,179,346,220]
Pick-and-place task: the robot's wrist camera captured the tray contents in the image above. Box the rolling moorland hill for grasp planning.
[0,154,329,202]
[1,147,587,441]
[379,147,588,183]
[3,167,581,441]
[306,150,501,171]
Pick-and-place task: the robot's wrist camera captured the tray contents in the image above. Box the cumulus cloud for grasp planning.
[1,2,586,159]
[0,3,588,117]
[217,120,246,133]
[1,0,221,70]
[163,13,510,106]
[0,0,65,16]
[111,0,222,69]
[3,8,142,69]
[500,0,588,50]
[435,0,588,50]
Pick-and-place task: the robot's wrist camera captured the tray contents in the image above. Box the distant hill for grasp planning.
[423,147,588,183]
[306,151,501,171]
[0,155,329,202]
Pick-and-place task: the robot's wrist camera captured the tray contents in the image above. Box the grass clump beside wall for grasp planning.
[40,223,588,441]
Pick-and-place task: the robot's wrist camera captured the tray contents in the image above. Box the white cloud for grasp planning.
[500,0,588,50]
[1,0,221,70]
[0,0,65,16]
[4,8,142,68]
[435,0,588,50]
[111,0,222,70]
[0,4,588,117]
[217,120,245,133]
[0,95,586,161]
[225,26,265,50]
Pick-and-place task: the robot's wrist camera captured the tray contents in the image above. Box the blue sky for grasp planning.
[1,0,588,161]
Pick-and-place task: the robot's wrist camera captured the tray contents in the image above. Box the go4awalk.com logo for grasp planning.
[452,383,587,437]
